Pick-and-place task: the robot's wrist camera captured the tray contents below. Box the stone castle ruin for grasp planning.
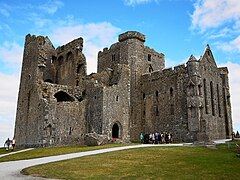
[14,31,233,147]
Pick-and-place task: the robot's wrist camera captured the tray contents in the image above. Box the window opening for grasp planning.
[203,79,208,114]
[112,54,116,61]
[54,91,75,102]
[148,54,151,61]
[210,81,215,116]
[170,87,173,97]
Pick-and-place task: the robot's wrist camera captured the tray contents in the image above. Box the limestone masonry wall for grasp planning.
[14,31,233,147]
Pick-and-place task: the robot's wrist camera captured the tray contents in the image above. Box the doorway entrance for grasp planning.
[112,123,119,138]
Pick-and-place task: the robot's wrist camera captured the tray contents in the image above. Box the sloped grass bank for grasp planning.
[0,144,131,162]
[23,144,240,180]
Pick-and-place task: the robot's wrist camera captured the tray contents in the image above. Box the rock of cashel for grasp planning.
[14,31,233,147]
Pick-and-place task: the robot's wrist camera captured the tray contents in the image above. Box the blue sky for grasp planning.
[0,0,240,144]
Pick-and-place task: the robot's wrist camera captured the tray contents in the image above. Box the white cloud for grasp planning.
[38,0,64,14]
[215,35,240,53]
[191,0,240,32]
[0,42,23,63]
[0,73,19,146]
[0,42,23,73]
[219,62,240,132]
[49,22,121,74]
[124,0,158,6]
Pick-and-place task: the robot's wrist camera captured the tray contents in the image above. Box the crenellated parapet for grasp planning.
[118,31,146,42]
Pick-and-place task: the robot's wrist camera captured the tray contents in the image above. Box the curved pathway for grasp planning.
[0,140,230,180]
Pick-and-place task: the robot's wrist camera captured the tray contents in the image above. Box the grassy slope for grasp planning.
[22,143,240,180]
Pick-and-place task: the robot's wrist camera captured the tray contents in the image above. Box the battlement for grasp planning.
[218,67,229,74]
[141,63,186,82]
[118,31,145,42]
[25,34,53,48]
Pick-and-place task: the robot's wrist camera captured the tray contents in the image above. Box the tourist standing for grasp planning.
[4,138,11,151]
[140,133,144,143]
[11,137,16,151]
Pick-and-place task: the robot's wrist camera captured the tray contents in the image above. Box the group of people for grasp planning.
[4,137,16,151]
[140,131,173,144]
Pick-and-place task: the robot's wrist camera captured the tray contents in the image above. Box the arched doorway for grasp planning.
[112,123,119,138]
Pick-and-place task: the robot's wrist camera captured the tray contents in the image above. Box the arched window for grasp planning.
[210,81,215,116]
[46,124,52,136]
[203,79,208,114]
[54,91,75,102]
[156,91,159,97]
[77,64,83,74]
[66,51,74,61]
[217,84,221,117]
[57,56,64,65]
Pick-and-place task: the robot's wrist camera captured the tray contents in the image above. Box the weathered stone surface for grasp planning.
[84,133,108,146]
[14,31,233,148]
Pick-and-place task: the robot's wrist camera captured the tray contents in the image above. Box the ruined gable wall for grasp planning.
[199,50,232,140]
[54,38,86,87]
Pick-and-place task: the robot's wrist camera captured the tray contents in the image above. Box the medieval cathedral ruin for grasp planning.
[14,31,233,147]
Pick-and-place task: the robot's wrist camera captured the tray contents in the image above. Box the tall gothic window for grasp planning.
[203,79,208,114]
[210,81,215,116]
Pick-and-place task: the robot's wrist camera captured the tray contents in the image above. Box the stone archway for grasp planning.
[112,123,120,138]
[112,121,122,139]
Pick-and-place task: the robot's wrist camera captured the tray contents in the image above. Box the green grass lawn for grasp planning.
[0,143,133,162]
[22,142,240,180]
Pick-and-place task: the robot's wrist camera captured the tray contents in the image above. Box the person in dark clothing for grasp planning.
[4,138,11,151]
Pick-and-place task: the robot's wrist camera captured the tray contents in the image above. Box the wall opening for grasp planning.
[148,54,151,61]
[44,79,53,83]
[217,84,221,117]
[66,51,74,61]
[46,124,52,136]
[210,81,215,116]
[170,87,173,97]
[57,56,64,65]
[198,84,201,96]
[203,79,208,114]
[112,54,116,61]
[54,91,75,102]
[156,91,159,97]
[77,64,83,74]
[155,105,159,116]
[170,104,174,115]
[112,123,119,138]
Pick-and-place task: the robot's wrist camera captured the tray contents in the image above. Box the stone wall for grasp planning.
[14,31,233,148]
